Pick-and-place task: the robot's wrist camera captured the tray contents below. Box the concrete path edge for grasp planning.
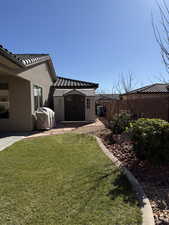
[95,136,155,225]
[0,136,25,152]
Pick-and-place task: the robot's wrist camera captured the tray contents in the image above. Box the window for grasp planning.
[0,83,9,119]
[33,85,43,111]
[87,99,90,109]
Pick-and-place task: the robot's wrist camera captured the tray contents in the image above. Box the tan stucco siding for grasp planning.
[0,74,32,131]
[18,63,54,114]
[54,97,64,121]
[0,55,20,70]
[0,56,21,76]
[54,89,95,96]
[85,96,96,121]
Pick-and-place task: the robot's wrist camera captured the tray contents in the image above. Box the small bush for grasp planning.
[110,113,132,134]
[126,118,169,164]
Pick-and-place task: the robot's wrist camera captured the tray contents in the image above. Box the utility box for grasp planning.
[96,105,106,117]
[35,107,55,130]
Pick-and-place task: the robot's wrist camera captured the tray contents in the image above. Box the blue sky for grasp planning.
[0,0,166,92]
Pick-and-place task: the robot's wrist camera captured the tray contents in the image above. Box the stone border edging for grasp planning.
[95,136,155,225]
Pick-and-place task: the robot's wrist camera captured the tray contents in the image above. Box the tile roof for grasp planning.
[0,45,50,67]
[124,83,169,94]
[54,76,99,89]
[15,54,50,66]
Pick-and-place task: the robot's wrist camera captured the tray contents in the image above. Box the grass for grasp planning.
[0,133,142,225]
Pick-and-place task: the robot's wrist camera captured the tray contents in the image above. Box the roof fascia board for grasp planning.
[0,49,24,68]
[63,89,86,96]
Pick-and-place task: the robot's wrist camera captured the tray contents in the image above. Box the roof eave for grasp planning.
[54,76,99,89]
[24,56,57,82]
[47,58,57,82]
[121,91,169,95]
[23,55,50,67]
[55,85,98,89]
[0,49,25,68]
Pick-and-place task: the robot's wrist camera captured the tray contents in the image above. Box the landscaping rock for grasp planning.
[97,128,169,225]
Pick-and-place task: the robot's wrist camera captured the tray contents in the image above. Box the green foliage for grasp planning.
[110,113,132,134]
[126,118,169,164]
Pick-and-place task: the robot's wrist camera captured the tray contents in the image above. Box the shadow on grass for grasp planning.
[107,171,139,205]
[64,164,142,223]
[63,164,140,209]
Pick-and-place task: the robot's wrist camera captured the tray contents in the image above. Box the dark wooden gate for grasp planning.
[64,94,85,121]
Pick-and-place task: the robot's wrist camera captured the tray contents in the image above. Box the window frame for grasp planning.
[33,85,43,111]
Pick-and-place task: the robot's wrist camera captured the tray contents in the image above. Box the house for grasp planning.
[121,83,169,99]
[105,83,169,121]
[0,45,98,131]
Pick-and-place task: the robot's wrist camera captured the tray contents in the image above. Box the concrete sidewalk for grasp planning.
[25,119,105,139]
[0,119,105,150]
[0,135,25,151]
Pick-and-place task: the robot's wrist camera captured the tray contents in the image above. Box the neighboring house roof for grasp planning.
[95,94,120,101]
[54,76,99,89]
[123,83,169,95]
[0,45,51,68]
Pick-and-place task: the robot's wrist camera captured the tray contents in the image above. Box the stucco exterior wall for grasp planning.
[54,88,95,97]
[0,55,20,70]
[0,62,54,132]
[0,74,32,131]
[85,96,96,121]
[54,96,64,121]
[18,63,54,115]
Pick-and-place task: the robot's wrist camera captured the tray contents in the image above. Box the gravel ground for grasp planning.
[97,128,169,225]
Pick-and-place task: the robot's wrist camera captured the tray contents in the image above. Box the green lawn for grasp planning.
[0,134,142,225]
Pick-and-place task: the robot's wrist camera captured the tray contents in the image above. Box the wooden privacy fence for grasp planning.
[105,96,169,121]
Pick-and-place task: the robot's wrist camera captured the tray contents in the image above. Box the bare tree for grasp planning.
[154,72,169,83]
[111,72,138,116]
[112,72,136,94]
[152,0,169,75]
[96,89,105,94]
[152,2,169,122]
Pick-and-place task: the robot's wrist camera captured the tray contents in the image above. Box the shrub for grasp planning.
[126,118,169,164]
[110,113,132,135]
